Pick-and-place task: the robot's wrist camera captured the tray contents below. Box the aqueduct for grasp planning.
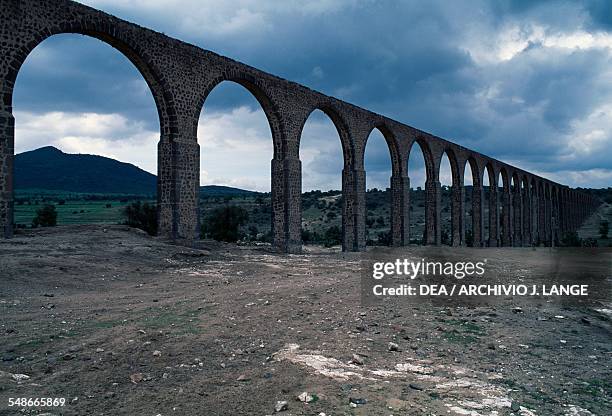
[0,0,600,253]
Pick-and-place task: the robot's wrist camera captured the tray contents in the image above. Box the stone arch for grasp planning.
[3,20,172,133]
[544,182,552,245]
[482,161,498,246]
[363,124,401,177]
[530,177,539,244]
[2,20,178,238]
[407,138,435,182]
[406,138,433,245]
[436,147,461,186]
[463,156,482,247]
[362,125,397,246]
[436,147,461,246]
[483,161,497,188]
[295,104,356,251]
[521,175,531,245]
[498,166,512,246]
[297,104,354,170]
[195,75,284,160]
[464,157,481,186]
[499,167,511,190]
[511,171,522,246]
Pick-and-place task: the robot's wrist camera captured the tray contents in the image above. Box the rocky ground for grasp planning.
[0,225,610,416]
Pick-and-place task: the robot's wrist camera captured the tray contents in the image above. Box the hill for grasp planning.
[200,185,258,197]
[14,146,255,196]
[15,146,157,195]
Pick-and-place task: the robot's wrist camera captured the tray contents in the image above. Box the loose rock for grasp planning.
[274,400,288,412]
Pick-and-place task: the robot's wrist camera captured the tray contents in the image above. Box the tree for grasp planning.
[377,230,392,246]
[465,229,474,247]
[248,225,259,240]
[560,231,582,247]
[123,201,157,235]
[202,205,249,242]
[32,204,57,227]
[599,220,609,239]
[323,225,342,247]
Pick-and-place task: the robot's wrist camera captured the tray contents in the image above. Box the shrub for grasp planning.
[599,220,609,239]
[201,205,249,242]
[376,230,392,246]
[465,229,474,247]
[248,225,259,240]
[323,225,342,247]
[123,201,157,236]
[32,204,57,227]
[560,231,581,247]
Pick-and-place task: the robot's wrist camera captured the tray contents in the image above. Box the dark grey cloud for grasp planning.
[11,0,612,189]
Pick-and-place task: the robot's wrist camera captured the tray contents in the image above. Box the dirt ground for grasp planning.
[0,225,610,416]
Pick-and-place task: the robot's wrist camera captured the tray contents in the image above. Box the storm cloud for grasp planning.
[12,0,612,190]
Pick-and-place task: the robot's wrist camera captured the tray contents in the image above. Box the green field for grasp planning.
[14,190,154,228]
[13,187,611,246]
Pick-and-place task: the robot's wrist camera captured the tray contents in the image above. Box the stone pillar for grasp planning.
[451,182,463,246]
[342,168,355,251]
[271,158,285,251]
[425,179,441,245]
[172,139,200,242]
[544,193,552,246]
[272,157,302,253]
[551,193,556,244]
[488,186,499,247]
[538,190,546,245]
[513,186,522,246]
[390,174,410,246]
[558,192,565,237]
[531,188,538,243]
[354,168,367,251]
[342,168,367,252]
[0,110,14,238]
[568,194,575,231]
[523,187,531,245]
[501,187,512,246]
[157,136,175,238]
[471,185,483,247]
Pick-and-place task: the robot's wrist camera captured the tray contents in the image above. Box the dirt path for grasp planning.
[0,226,610,415]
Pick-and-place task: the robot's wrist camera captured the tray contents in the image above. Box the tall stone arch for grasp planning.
[511,171,522,246]
[521,175,531,246]
[435,147,462,246]
[296,104,356,251]
[498,167,511,246]
[464,156,482,247]
[0,0,180,238]
[362,124,405,247]
[407,137,437,245]
[195,74,287,251]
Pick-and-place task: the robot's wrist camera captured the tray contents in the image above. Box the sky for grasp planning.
[12,0,612,191]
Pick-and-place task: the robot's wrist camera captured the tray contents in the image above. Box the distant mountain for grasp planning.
[200,185,258,197]
[15,146,257,196]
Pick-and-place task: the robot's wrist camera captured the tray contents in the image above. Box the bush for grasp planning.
[560,231,581,247]
[465,229,474,247]
[32,204,57,227]
[599,220,609,239]
[323,225,342,247]
[201,205,249,242]
[123,201,157,236]
[248,225,259,240]
[376,230,392,246]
